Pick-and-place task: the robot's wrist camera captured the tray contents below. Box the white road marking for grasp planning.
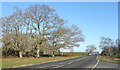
[93,60,99,69]
[59,62,65,64]
[80,57,86,59]
[92,56,99,69]
[40,56,87,68]
[76,59,81,61]
[39,65,50,68]
[68,61,73,64]
[54,65,64,68]
[75,57,86,62]
[59,63,63,64]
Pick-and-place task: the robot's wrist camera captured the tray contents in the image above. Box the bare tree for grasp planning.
[23,5,60,58]
[2,4,85,58]
[2,7,31,58]
[49,24,85,57]
[99,37,119,56]
[61,25,85,49]
[86,45,96,53]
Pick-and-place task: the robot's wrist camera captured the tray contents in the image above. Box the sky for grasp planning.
[1,2,118,52]
[0,0,119,2]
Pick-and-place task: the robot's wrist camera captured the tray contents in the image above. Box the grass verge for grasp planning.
[2,56,81,68]
[98,55,120,63]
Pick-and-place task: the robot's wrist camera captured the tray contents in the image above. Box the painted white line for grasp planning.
[59,63,63,64]
[76,59,81,61]
[39,65,50,68]
[39,66,45,68]
[59,62,66,65]
[52,65,56,66]
[75,57,86,62]
[54,65,64,68]
[80,57,86,59]
[75,60,79,61]
[13,64,35,68]
[68,61,73,64]
[93,60,99,69]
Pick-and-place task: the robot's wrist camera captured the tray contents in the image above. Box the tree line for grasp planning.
[1,4,85,58]
[86,45,96,53]
[99,37,119,57]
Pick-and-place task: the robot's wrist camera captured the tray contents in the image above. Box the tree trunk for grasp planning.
[52,54,55,57]
[19,51,23,58]
[36,47,40,58]
[52,51,55,57]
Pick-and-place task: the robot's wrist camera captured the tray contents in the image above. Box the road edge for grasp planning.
[92,56,99,70]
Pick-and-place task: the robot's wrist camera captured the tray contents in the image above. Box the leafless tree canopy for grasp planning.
[2,4,85,58]
[99,37,119,56]
[86,45,96,53]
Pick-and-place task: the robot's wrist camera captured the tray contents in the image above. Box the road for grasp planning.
[2,56,119,70]
[23,56,119,69]
[23,56,97,68]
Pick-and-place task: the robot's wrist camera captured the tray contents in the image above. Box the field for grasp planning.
[2,53,87,68]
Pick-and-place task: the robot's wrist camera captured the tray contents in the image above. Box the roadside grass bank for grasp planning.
[2,55,83,68]
[98,55,120,63]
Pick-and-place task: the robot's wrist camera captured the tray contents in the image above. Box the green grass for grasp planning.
[98,55,120,63]
[2,56,80,68]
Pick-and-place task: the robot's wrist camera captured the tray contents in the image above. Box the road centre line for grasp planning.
[76,59,81,61]
[39,65,50,68]
[68,61,74,64]
[59,62,66,64]
[80,57,86,59]
[54,65,64,68]
[39,56,86,68]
